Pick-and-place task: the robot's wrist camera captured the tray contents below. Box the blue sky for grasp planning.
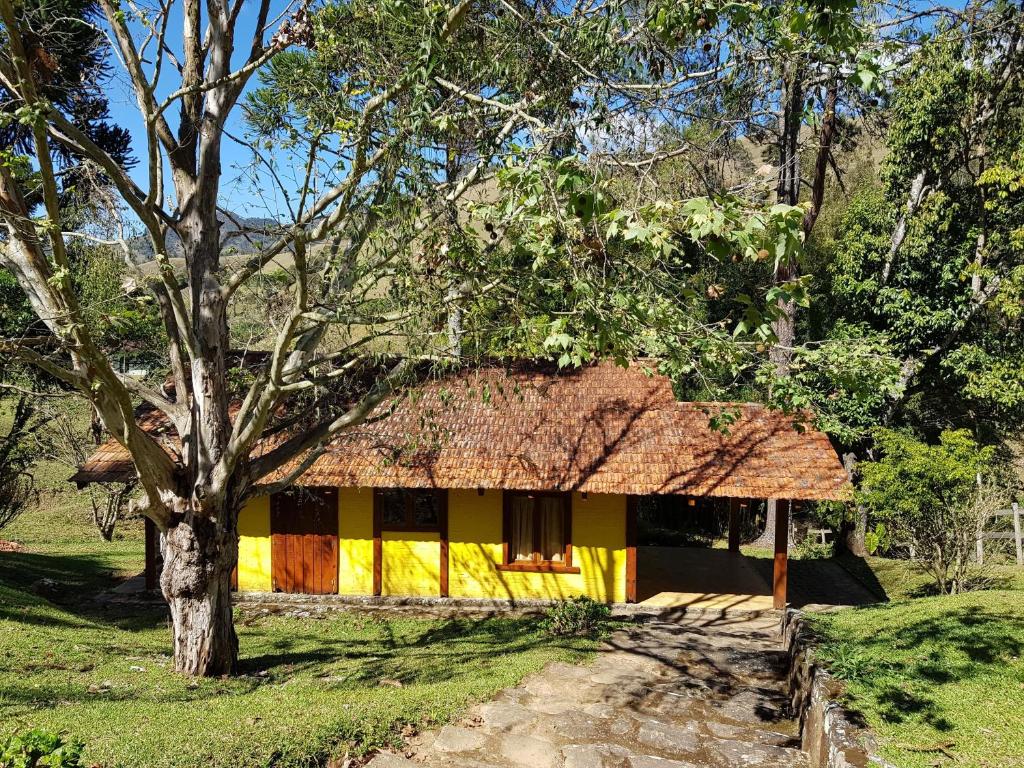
[112,0,297,218]
[107,0,964,221]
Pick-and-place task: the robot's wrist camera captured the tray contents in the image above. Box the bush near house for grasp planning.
[858,429,1005,595]
[542,595,612,637]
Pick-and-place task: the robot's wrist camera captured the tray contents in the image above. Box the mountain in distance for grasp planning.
[128,214,283,265]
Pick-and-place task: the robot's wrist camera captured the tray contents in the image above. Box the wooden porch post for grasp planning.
[773,499,789,609]
[372,491,382,596]
[728,498,741,553]
[625,496,638,603]
[439,490,449,598]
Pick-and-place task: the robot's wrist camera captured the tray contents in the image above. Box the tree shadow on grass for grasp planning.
[822,603,1023,733]
[0,549,129,593]
[237,614,580,688]
[2,614,571,720]
[0,550,167,629]
[904,573,1018,599]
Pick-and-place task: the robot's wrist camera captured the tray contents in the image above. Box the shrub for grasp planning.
[793,535,833,560]
[542,595,610,637]
[0,729,83,768]
[859,429,1004,594]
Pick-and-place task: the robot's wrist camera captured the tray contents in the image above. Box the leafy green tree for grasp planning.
[821,5,1024,429]
[859,428,998,594]
[798,2,1024,552]
[0,0,132,202]
[1,0,888,675]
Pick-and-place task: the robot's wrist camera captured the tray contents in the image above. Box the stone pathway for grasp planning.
[368,612,808,768]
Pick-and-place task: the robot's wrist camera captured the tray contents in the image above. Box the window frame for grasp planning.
[499,491,579,574]
[374,488,445,532]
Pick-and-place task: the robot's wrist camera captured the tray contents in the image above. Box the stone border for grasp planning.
[233,591,778,621]
[781,608,895,768]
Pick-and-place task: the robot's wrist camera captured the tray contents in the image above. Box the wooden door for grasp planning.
[271,488,339,594]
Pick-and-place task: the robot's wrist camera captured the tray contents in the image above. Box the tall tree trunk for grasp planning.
[161,499,239,676]
[769,63,804,376]
[881,170,927,285]
[842,452,867,556]
[750,499,779,550]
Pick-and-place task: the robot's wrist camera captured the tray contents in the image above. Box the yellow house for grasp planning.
[75,363,850,608]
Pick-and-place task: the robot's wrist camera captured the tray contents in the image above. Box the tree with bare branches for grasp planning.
[1,0,874,675]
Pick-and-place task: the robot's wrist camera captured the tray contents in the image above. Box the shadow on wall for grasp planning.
[636,547,771,602]
[635,547,884,609]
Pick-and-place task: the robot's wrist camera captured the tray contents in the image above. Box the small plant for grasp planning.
[542,595,610,637]
[0,729,84,768]
[819,644,875,684]
[793,535,833,560]
[863,522,888,555]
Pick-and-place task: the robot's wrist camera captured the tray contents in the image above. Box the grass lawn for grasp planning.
[809,590,1024,768]
[833,553,1024,603]
[1,490,600,767]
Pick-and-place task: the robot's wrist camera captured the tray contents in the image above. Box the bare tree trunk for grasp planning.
[771,77,839,377]
[751,499,779,550]
[881,170,927,286]
[842,452,867,556]
[161,500,239,676]
[769,64,804,377]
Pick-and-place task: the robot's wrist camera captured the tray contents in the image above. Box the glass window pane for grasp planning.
[539,496,565,562]
[511,496,534,561]
[380,489,406,526]
[413,492,439,528]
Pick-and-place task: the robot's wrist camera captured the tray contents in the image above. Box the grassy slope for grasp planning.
[1,580,595,768]
[1,486,597,768]
[810,590,1024,768]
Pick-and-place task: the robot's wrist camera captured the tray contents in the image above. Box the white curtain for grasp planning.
[539,497,564,562]
[511,496,534,561]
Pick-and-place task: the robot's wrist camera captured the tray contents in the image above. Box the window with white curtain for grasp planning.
[506,492,570,565]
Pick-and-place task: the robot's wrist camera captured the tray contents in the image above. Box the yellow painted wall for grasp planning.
[234,487,626,602]
[338,487,374,595]
[382,531,441,597]
[237,496,272,591]
[448,489,627,603]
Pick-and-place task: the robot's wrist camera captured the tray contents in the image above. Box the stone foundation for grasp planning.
[781,609,894,768]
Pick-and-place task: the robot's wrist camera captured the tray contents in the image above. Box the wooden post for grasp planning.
[372,491,382,596]
[728,498,741,553]
[625,496,638,603]
[1014,503,1023,567]
[439,490,449,598]
[773,500,789,610]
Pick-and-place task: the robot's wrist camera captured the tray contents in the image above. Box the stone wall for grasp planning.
[781,609,894,768]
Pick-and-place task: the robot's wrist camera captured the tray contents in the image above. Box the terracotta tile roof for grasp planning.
[72,362,851,501]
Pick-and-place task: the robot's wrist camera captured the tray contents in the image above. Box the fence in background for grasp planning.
[977,502,1023,566]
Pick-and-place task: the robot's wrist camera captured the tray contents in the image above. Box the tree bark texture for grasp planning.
[842,452,867,556]
[769,63,803,377]
[750,499,780,550]
[881,170,927,286]
[161,500,239,676]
